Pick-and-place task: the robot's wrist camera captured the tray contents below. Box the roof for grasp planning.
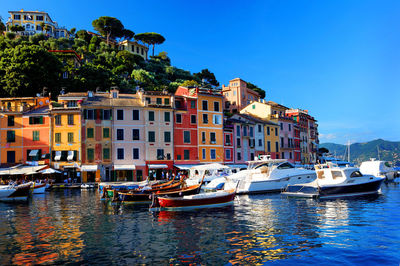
[266,101,289,110]
[110,94,143,107]
[24,106,49,115]
[81,95,113,107]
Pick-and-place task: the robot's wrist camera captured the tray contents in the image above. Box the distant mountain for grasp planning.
[320,139,400,166]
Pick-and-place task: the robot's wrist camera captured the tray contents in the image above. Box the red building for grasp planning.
[173,87,200,169]
[293,124,301,164]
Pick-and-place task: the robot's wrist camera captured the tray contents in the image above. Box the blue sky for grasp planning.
[1,0,399,144]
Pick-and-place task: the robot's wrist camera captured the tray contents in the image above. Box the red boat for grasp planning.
[150,189,236,210]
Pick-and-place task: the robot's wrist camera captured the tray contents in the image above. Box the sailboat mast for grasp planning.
[347,140,350,163]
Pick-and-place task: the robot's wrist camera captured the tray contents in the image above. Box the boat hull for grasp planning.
[31,183,47,194]
[155,190,236,210]
[118,192,151,204]
[0,184,31,202]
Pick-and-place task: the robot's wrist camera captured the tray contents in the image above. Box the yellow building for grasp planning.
[6,9,69,38]
[118,40,149,60]
[49,93,86,181]
[197,88,224,163]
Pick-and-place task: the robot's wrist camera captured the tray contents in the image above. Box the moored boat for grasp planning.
[283,163,385,199]
[150,189,236,211]
[30,182,47,194]
[0,183,31,202]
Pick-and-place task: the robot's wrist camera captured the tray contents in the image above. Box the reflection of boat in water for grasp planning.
[150,189,236,211]
[0,183,31,202]
[211,156,316,194]
[283,163,385,199]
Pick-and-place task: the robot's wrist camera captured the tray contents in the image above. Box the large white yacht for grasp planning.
[214,156,316,194]
[360,158,398,181]
[283,162,385,198]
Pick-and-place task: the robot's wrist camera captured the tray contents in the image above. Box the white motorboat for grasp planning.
[283,163,385,198]
[0,183,31,202]
[217,155,316,194]
[360,158,398,181]
[185,163,239,186]
[81,183,95,189]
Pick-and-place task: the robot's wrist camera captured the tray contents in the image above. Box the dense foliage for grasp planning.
[0,16,265,99]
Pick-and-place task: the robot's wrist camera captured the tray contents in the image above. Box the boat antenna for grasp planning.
[348,140,350,163]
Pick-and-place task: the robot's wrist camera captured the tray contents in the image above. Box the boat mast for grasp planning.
[347,140,350,163]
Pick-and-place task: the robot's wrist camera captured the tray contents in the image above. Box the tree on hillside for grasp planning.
[0,45,63,96]
[181,80,200,88]
[121,29,135,41]
[194,68,219,87]
[76,29,92,43]
[0,16,5,35]
[135,32,165,56]
[92,16,124,45]
[10,25,25,32]
[68,27,76,37]
[246,81,266,99]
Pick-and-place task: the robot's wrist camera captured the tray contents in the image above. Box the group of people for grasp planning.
[0,177,49,186]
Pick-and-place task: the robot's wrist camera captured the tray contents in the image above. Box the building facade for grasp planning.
[118,40,149,60]
[222,78,261,113]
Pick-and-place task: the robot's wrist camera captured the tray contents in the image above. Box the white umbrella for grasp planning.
[39,168,61,174]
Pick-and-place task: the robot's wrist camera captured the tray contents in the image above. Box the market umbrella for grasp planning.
[39,168,62,174]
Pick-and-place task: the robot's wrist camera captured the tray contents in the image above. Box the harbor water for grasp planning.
[0,183,399,265]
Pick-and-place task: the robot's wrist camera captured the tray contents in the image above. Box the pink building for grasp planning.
[222,78,261,113]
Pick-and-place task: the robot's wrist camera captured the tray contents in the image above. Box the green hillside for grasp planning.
[320,139,400,166]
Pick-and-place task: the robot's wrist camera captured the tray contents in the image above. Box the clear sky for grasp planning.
[1,0,399,144]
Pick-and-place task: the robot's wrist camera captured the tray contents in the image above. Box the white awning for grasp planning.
[29,150,39,156]
[80,165,98,172]
[174,164,199,170]
[148,164,168,169]
[67,151,74,161]
[114,165,136,170]
[54,151,61,161]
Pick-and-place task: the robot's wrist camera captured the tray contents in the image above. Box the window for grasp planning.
[214,102,220,112]
[164,131,171,142]
[258,139,262,146]
[350,171,363,178]
[225,134,231,145]
[237,152,241,161]
[267,126,270,135]
[184,150,190,160]
[103,110,111,120]
[68,114,74,125]
[213,114,222,125]
[203,114,208,124]
[36,15,43,21]
[281,137,284,148]
[117,148,124,160]
[103,128,110,138]
[164,98,170,105]
[87,128,94,138]
[177,155,181,160]
[146,97,151,104]
[280,123,283,130]
[87,109,94,120]
[275,128,278,136]
[29,116,44,125]
[156,98,162,105]
[258,125,262,133]
[225,149,231,160]
[202,149,206,160]
[14,14,21,20]
[210,132,216,144]
[237,138,241,147]
[132,110,139,120]
[210,149,216,160]
[32,131,39,141]
[117,110,124,120]
[149,111,155,121]
[6,130,15,143]
[202,100,208,110]
[275,142,279,152]
[7,151,15,163]
[55,115,61,125]
[184,131,191,143]
[175,100,182,109]
[176,114,182,123]
[236,125,241,137]
[133,148,139,160]
[164,112,170,122]
[243,126,248,136]
[148,131,155,142]
[157,149,164,160]
[249,127,254,137]
[267,141,271,152]
[202,132,206,143]
[87,148,94,161]
[68,133,74,143]
[55,133,61,143]
[191,115,196,124]
[332,171,343,179]
[132,129,140,140]
[190,100,196,109]
[117,129,124,140]
[282,152,285,159]
[103,148,110,160]
[8,116,14,127]
[290,152,292,159]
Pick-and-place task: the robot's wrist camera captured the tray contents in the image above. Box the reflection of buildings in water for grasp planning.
[316,200,350,238]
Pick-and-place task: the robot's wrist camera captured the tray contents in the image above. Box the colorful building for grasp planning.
[143,91,174,179]
[197,88,224,164]
[111,89,146,181]
[222,78,261,113]
[6,9,69,38]
[0,96,50,166]
[118,40,149,60]
[173,87,200,169]
[223,120,234,164]
[80,91,113,183]
[49,93,85,181]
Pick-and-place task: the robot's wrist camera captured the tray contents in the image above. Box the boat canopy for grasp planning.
[190,163,229,171]
[174,164,199,170]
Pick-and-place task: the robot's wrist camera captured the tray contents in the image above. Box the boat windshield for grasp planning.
[277,162,295,169]
[350,171,363,178]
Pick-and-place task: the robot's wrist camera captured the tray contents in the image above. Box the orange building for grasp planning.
[0,97,50,165]
[197,88,224,163]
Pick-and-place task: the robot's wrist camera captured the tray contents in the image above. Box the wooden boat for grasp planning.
[155,183,202,197]
[117,192,152,204]
[150,189,236,211]
[30,182,47,194]
[0,183,31,202]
